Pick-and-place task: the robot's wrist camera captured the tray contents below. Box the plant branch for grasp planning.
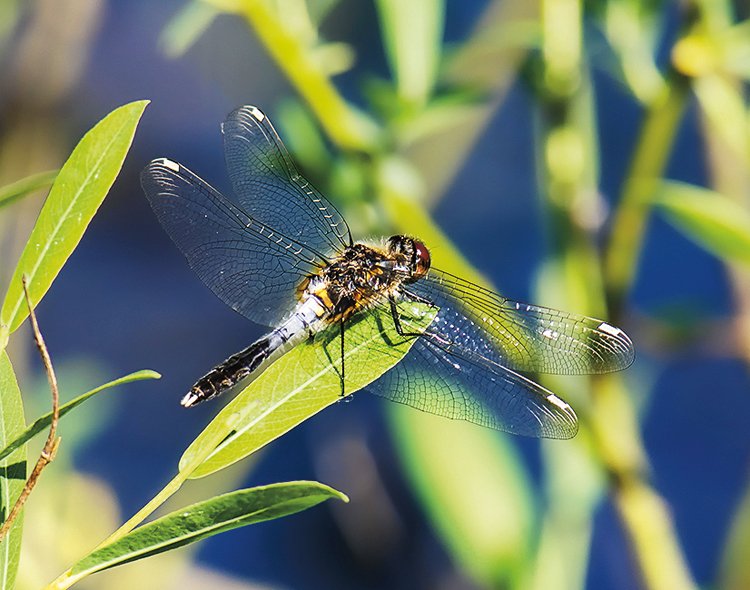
[45,412,240,589]
[604,69,690,320]
[0,275,61,542]
[233,0,379,152]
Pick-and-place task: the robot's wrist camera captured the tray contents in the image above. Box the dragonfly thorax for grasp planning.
[300,241,421,322]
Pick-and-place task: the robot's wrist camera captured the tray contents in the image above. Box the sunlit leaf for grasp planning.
[0,370,160,463]
[277,99,332,177]
[389,406,533,587]
[399,95,482,147]
[0,170,58,209]
[712,19,750,79]
[693,75,749,164]
[599,0,664,103]
[375,0,444,107]
[211,0,379,151]
[159,0,219,58]
[375,153,539,587]
[66,481,347,584]
[306,0,341,24]
[655,181,750,265]
[0,352,26,590]
[718,471,750,590]
[181,302,435,479]
[0,100,149,336]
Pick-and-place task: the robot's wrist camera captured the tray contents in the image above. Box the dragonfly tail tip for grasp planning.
[180,392,200,408]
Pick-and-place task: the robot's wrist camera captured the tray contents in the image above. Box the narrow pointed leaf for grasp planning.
[389,406,533,587]
[181,302,435,479]
[159,0,219,58]
[0,100,149,335]
[375,0,444,106]
[0,370,160,463]
[655,182,750,265]
[0,352,26,590]
[67,481,347,583]
[718,469,750,590]
[0,170,58,209]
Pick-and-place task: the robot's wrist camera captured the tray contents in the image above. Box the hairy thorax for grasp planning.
[299,243,400,322]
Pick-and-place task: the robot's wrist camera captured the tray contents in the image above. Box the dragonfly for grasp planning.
[141,105,634,439]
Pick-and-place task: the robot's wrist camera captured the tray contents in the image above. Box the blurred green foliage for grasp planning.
[160,1,749,589]
[3,0,750,588]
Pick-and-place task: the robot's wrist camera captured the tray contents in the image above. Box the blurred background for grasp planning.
[2,0,750,588]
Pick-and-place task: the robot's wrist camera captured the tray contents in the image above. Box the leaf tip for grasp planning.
[119,99,151,119]
[337,491,350,503]
[312,481,349,503]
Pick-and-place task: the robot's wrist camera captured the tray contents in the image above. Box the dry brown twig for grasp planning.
[0,275,61,542]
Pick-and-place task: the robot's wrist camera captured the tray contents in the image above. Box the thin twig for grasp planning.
[0,275,61,542]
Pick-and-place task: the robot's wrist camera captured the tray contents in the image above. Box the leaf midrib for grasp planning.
[204,331,378,463]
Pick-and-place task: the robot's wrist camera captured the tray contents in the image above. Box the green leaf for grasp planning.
[159,0,219,58]
[693,75,748,164]
[717,19,750,80]
[67,481,347,584]
[277,99,332,177]
[374,154,536,587]
[718,469,750,590]
[375,0,445,107]
[655,181,750,265]
[181,302,436,479]
[0,100,149,336]
[0,370,160,463]
[0,170,58,209]
[307,0,342,24]
[600,0,664,103]
[389,406,533,587]
[399,96,482,147]
[0,352,26,590]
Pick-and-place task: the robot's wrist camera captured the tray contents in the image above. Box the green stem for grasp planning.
[533,2,699,587]
[237,0,379,152]
[604,70,690,319]
[44,470,189,590]
[0,169,57,208]
[45,413,240,589]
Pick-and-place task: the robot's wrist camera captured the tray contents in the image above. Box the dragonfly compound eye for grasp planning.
[411,240,431,279]
[387,236,430,281]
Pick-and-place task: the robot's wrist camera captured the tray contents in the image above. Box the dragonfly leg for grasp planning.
[339,320,346,397]
[389,295,427,338]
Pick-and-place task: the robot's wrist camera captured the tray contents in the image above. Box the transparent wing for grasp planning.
[141,158,327,326]
[222,105,352,255]
[351,303,579,438]
[408,269,635,375]
[351,269,635,437]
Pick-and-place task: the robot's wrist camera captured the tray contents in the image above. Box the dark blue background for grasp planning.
[4,1,748,588]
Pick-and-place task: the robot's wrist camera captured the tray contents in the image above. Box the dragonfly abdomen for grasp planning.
[181,297,327,407]
[181,338,273,407]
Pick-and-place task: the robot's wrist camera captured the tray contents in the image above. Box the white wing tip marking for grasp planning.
[156,158,180,172]
[546,393,571,412]
[248,106,265,122]
[598,322,623,337]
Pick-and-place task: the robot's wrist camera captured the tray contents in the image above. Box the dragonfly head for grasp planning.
[386,235,431,283]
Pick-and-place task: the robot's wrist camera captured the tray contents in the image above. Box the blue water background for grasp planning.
[5,1,749,588]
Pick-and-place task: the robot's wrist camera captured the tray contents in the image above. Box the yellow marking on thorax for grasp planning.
[307,296,328,318]
[310,283,335,311]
